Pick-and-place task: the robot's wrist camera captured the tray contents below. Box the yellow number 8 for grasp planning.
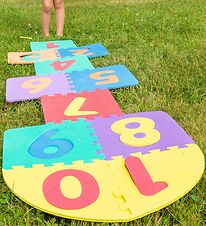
[111,117,160,147]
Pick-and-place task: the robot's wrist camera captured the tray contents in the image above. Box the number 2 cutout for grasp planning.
[89,70,119,85]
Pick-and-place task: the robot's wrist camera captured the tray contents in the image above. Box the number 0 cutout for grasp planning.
[43,169,100,210]
[21,77,52,94]
[89,70,119,85]
[111,117,160,147]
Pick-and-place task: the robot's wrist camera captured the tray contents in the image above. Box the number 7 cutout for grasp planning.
[41,89,123,123]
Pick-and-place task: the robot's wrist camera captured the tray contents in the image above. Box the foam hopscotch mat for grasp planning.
[6,65,139,102]
[8,43,109,64]
[4,40,205,222]
[2,111,205,222]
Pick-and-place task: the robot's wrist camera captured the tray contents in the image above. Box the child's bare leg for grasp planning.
[54,0,65,36]
[42,0,53,37]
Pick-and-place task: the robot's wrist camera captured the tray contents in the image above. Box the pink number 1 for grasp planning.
[125,156,168,196]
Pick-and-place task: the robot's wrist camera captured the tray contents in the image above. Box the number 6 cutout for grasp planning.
[21,77,52,94]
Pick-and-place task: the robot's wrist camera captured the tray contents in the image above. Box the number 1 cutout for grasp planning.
[125,156,168,196]
[47,42,60,48]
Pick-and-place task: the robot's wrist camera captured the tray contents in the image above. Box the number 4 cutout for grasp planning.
[50,60,76,71]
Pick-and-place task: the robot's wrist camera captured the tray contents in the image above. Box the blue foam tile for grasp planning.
[58,43,109,59]
[69,65,139,93]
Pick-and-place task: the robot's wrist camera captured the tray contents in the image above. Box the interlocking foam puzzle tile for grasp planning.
[2,112,205,221]
[57,43,109,59]
[40,90,123,123]
[30,40,77,51]
[90,111,196,159]
[6,74,75,102]
[69,64,139,93]
[8,44,109,65]
[6,65,139,102]
[8,49,58,64]
[34,55,95,75]
[3,119,104,170]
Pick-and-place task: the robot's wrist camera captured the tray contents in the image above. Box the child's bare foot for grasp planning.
[43,33,50,38]
[56,34,63,39]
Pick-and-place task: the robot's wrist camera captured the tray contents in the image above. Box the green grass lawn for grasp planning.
[0,0,205,225]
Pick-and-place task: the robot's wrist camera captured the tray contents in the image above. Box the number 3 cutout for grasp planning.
[111,117,160,147]
[69,49,94,57]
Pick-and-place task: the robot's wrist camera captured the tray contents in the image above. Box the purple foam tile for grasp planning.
[91,111,195,159]
[6,74,76,102]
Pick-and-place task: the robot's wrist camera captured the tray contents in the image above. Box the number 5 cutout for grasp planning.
[89,70,119,85]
